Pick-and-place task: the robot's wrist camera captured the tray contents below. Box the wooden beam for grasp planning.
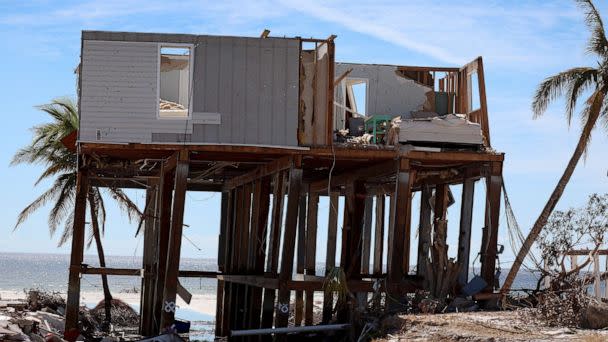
[295,191,308,326]
[322,192,339,323]
[310,159,397,193]
[224,156,293,190]
[405,150,504,163]
[261,172,286,329]
[361,196,373,274]
[81,267,142,276]
[481,163,502,292]
[417,186,433,278]
[397,66,460,72]
[304,193,319,325]
[387,162,415,309]
[458,178,475,286]
[219,189,236,337]
[275,167,303,327]
[334,68,353,87]
[140,181,158,336]
[152,164,174,333]
[373,195,385,275]
[65,169,89,333]
[160,151,189,330]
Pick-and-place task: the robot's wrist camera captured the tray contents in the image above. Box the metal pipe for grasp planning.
[231,323,350,336]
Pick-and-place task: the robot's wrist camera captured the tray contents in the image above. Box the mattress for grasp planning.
[398,114,483,145]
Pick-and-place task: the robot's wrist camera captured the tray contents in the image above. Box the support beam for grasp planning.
[65,169,89,333]
[215,191,230,337]
[387,160,415,308]
[160,151,189,330]
[417,185,433,278]
[361,196,373,274]
[458,179,475,286]
[481,163,502,292]
[224,156,293,190]
[140,181,158,336]
[322,192,339,323]
[152,163,175,332]
[261,172,286,330]
[275,167,303,327]
[304,193,319,325]
[295,191,308,326]
[373,195,385,275]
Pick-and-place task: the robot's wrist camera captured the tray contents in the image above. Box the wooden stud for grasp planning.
[458,178,475,286]
[275,167,303,327]
[160,151,189,329]
[65,169,89,332]
[215,191,230,337]
[220,189,236,336]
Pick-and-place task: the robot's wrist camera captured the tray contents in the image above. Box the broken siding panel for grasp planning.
[313,43,329,145]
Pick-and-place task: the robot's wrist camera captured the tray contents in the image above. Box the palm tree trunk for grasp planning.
[502,104,602,293]
[88,193,113,324]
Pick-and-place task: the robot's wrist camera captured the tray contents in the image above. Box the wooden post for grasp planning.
[480,162,502,291]
[65,168,89,333]
[458,179,475,286]
[387,160,415,309]
[261,172,286,329]
[160,150,189,330]
[220,189,237,336]
[275,166,303,327]
[322,192,339,323]
[417,186,432,278]
[431,184,449,297]
[295,191,308,326]
[234,183,252,330]
[373,195,385,275]
[140,180,159,336]
[247,178,271,330]
[304,193,319,325]
[153,162,175,332]
[361,196,373,274]
[215,191,230,337]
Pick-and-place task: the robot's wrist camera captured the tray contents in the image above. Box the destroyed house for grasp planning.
[67,30,504,339]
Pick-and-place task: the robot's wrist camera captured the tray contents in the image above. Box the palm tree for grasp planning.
[502,0,608,292]
[11,98,142,327]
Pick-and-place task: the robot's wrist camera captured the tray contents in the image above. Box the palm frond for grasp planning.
[532,67,597,118]
[564,67,598,126]
[47,174,77,236]
[58,211,74,247]
[576,0,608,56]
[14,184,63,230]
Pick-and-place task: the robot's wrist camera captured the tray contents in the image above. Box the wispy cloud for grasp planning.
[279,0,587,69]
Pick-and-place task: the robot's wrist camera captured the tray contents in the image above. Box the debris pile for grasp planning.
[0,290,141,342]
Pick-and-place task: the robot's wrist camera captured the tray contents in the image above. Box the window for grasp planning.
[159,46,192,118]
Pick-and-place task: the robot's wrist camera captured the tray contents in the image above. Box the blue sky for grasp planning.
[1,0,607,270]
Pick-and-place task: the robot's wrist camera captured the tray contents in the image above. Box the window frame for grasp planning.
[156,43,195,120]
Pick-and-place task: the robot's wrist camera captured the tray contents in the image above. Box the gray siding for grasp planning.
[79,32,299,146]
[334,63,431,129]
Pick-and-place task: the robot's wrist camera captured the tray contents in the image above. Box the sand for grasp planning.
[0,290,217,317]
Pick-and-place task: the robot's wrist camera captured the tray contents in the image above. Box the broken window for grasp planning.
[344,78,368,116]
[159,46,192,118]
